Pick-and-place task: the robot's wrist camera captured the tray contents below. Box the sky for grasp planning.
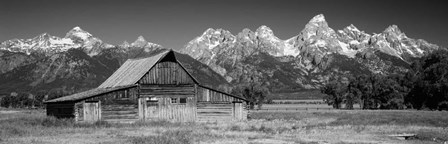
[1,0,447,49]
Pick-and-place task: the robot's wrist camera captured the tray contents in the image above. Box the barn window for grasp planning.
[119,90,129,99]
[171,98,178,103]
[179,98,187,104]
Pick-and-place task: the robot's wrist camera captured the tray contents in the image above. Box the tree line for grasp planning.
[321,50,448,110]
[0,90,69,108]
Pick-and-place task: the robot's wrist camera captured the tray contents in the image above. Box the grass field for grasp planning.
[1,108,447,144]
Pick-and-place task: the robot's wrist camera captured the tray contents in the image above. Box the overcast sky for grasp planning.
[1,0,447,49]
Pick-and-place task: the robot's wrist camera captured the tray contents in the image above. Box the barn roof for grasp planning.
[98,50,168,88]
[44,85,136,103]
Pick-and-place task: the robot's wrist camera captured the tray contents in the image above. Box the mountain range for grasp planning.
[181,14,441,91]
[0,14,443,96]
[0,27,224,96]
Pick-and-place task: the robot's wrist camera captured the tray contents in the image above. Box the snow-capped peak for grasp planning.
[309,14,326,23]
[131,36,148,47]
[120,41,130,48]
[384,25,400,33]
[72,26,83,31]
[346,24,361,33]
[202,28,215,36]
[65,26,92,40]
[256,25,274,37]
[136,36,147,43]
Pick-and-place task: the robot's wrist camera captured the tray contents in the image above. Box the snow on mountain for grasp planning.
[116,36,163,51]
[119,41,130,49]
[0,26,160,56]
[181,14,442,91]
[183,14,440,63]
[131,36,148,47]
[65,26,92,41]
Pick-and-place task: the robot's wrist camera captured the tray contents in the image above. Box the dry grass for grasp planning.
[0,108,447,144]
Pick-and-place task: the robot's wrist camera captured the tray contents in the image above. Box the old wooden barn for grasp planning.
[44,50,248,123]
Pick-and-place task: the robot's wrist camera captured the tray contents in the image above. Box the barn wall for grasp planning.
[196,87,244,102]
[196,87,248,121]
[153,97,196,122]
[139,61,194,85]
[196,102,233,122]
[138,85,196,122]
[46,102,75,118]
[82,88,139,122]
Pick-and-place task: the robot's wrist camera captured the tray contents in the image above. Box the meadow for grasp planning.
[1,108,447,144]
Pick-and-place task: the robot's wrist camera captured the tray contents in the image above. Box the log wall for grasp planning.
[197,86,244,102]
[82,88,139,123]
[197,102,233,122]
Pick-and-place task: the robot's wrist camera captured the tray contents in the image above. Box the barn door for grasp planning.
[147,99,158,119]
[84,101,100,122]
[233,102,243,120]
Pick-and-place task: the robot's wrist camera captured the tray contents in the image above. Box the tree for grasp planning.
[321,79,346,109]
[406,50,448,110]
[231,76,269,110]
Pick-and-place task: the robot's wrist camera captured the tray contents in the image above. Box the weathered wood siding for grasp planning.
[139,85,195,96]
[138,85,196,122]
[139,61,194,85]
[196,86,248,121]
[197,102,233,122]
[152,97,196,122]
[46,103,75,118]
[197,86,244,102]
[82,88,139,123]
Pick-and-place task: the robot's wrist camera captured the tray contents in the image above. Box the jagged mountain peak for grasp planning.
[201,28,233,37]
[255,25,275,38]
[136,35,146,41]
[256,25,272,32]
[309,14,326,23]
[65,26,92,40]
[346,24,361,32]
[120,41,130,48]
[134,36,147,43]
[72,26,83,31]
[384,25,400,32]
[237,28,255,37]
[301,14,336,40]
[32,33,52,40]
[131,36,148,47]
[203,28,215,34]
[383,25,405,36]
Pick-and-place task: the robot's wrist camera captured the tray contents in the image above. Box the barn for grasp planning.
[44,49,248,123]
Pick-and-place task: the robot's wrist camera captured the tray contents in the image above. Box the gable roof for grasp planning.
[98,50,169,88]
[45,85,136,103]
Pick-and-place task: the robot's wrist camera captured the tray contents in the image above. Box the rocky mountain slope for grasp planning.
[181,14,441,92]
[0,27,225,96]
